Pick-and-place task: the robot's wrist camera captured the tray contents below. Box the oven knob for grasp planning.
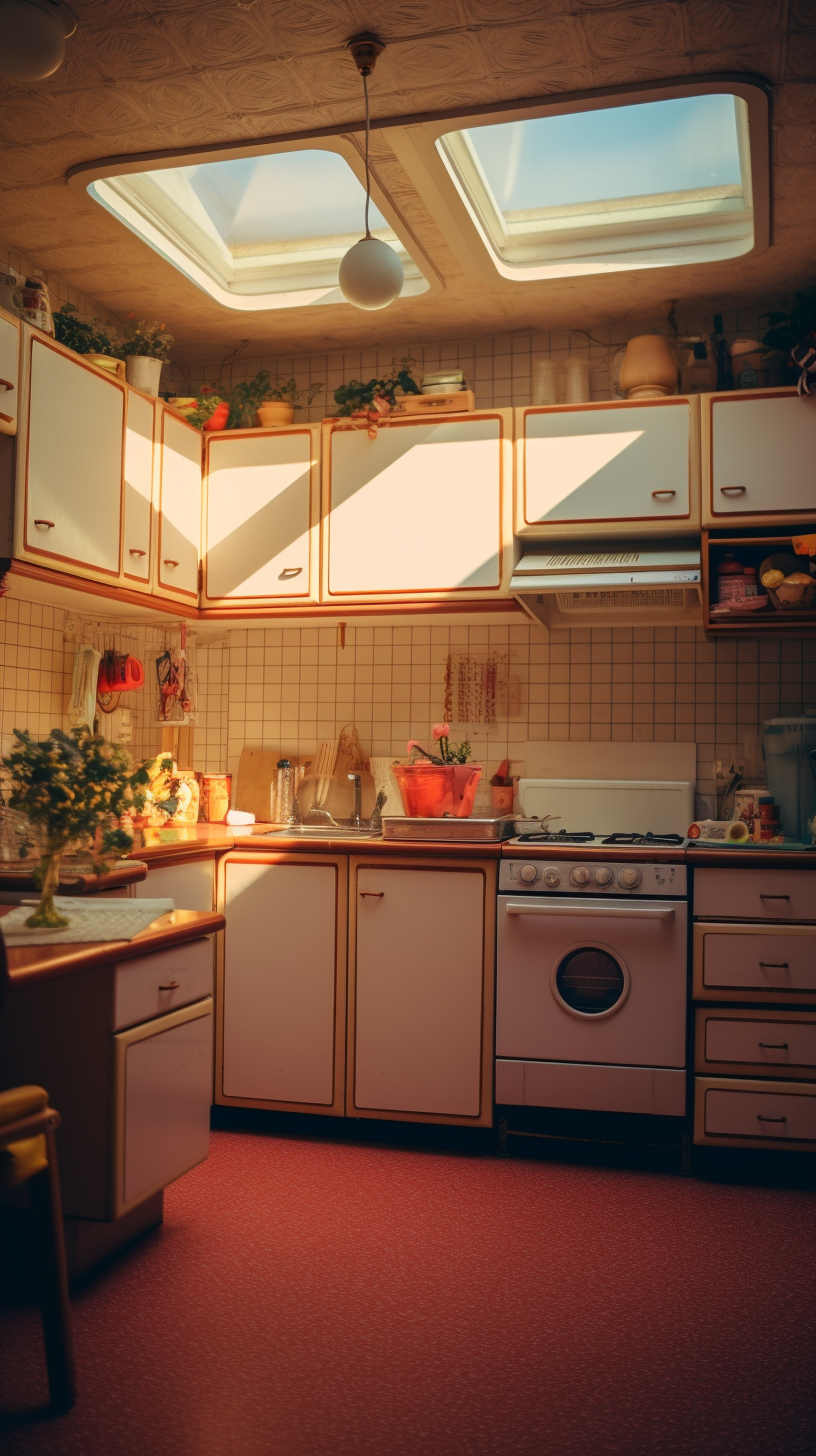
[594,866,613,886]
[619,867,642,889]
[543,868,561,888]
[520,864,538,883]
[569,865,591,886]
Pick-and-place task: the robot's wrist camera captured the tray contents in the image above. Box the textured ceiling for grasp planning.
[1,0,814,362]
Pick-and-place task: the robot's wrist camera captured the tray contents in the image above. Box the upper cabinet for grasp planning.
[157,410,201,600]
[0,306,20,436]
[322,411,513,603]
[123,391,155,586]
[516,397,700,538]
[17,331,125,580]
[201,426,319,609]
[703,389,816,525]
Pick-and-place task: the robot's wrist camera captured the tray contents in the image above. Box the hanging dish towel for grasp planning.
[67,645,101,733]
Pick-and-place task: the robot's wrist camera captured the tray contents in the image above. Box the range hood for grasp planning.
[511,545,702,628]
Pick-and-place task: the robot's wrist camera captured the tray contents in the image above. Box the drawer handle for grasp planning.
[129,548,146,556]
[279,566,303,578]
[0,377,14,391]
[0,410,12,424]
[759,961,789,969]
[758,1042,788,1050]
[651,489,676,499]
[163,559,179,567]
[759,894,790,901]
[359,891,384,898]
[756,1115,786,1123]
[720,486,746,495]
[158,980,180,990]
[34,518,55,528]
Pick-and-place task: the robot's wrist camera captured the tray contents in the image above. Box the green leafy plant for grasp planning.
[186,385,227,430]
[52,303,117,357]
[333,355,420,417]
[265,376,324,408]
[761,284,816,368]
[226,370,275,428]
[407,723,472,765]
[115,316,174,362]
[2,728,151,927]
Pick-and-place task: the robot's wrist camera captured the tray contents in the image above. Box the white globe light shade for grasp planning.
[338,236,404,311]
[0,0,66,82]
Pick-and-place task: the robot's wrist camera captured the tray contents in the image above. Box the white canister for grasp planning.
[532,359,557,406]
[125,355,163,396]
[564,358,591,403]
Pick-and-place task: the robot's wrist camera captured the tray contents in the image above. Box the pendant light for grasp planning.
[338,33,405,311]
[0,0,76,83]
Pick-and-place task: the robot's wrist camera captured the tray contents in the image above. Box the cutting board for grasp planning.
[234,749,279,821]
[524,741,697,783]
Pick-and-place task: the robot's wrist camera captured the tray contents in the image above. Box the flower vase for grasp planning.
[26,850,69,929]
[125,355,163,396]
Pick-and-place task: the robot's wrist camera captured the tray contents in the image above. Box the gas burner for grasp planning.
[516,830,596,844]
[602,832,685,846]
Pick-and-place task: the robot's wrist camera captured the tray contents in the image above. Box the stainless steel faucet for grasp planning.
[348,772,362,829]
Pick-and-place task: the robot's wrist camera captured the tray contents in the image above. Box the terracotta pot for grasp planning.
[203,401,230,432]
[257,401,295,427]
[619,335,678,399]
[125,354,163,396]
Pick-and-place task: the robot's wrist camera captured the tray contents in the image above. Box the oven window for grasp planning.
[555,948,625,1014]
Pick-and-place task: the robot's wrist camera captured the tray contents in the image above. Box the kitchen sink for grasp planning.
[258,825,382,840]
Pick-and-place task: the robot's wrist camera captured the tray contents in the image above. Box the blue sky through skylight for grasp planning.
[464,94,742,212]
[182,150,388,246]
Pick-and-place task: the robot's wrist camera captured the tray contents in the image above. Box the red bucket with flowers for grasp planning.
[391,724,482,818]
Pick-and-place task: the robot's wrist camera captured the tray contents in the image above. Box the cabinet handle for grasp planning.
[759,894,790,901]
[756,1115,786,1123]
[759,961,789,969]
[720,486,746,496]
[0,410,13,424]
[359,891,384,898]
[163,559,179,567]
[758,1042,789,1049]
[33,518,55,528]
[279,566,303,578]
[129,548,146,557]
[0,377,14,391]
[651,489,676,499]
[158,980,180,990]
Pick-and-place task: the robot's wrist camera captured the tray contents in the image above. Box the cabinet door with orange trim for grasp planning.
[122,389,154,586]
[323,411,512,602]
[157,409,201,599]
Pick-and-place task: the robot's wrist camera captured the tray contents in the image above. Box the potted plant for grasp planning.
[761,283,816,388]
[1,727,151,929]
[331,357,420,437]
[392,723,482,818]
[187,385,229,431]
[52,303,123,377]
[115,316,174,397]
[257,376,324,428]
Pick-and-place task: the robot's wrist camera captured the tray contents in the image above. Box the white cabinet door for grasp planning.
[706,390,816,520]
[203,428,316,604]
[519,398,695,534]
[123,389,154,583]
[221,858,343,1109]
[24,335,124,576]
[116,997,213,1213]
[133,859,215,911]
[0,309,20,435]
[352,864,486,1118]
[157,409,201,598]
[325,414,508,600]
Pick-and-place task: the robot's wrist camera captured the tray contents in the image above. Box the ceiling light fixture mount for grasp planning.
[338,31,405,311]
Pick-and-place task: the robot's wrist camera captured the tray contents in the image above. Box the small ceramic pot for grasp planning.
[619,335,678,399]
[257,401,295,427]
[125,354,163,396]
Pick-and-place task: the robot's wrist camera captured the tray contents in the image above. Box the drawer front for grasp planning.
[113,938,213,1030]
[694,867,816,922]
[695,1077,816,1147]
[697,1009,816,1078]
[700,927,816,995]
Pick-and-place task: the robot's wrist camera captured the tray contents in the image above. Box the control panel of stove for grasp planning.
[500,860,687,896]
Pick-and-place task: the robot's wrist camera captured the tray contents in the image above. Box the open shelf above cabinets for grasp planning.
[703,525,816,636]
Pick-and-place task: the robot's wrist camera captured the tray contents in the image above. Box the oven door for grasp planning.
[496,895,687,1067]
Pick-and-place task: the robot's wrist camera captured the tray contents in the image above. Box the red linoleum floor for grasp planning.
[1,1130,814,1456]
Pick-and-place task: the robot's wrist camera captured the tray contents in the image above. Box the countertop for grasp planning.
[1,906,226,988]
[230,832,503,858]
[0,862,148,894]
[686,846,816,869]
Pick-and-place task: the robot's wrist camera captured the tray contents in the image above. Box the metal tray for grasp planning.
[381,815,515,842]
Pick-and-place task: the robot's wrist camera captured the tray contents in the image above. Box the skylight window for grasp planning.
[88,145,430,311]
[436,92,757,279]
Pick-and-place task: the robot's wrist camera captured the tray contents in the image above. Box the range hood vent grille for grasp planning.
[544,551,641,568]
[552,589,686,611]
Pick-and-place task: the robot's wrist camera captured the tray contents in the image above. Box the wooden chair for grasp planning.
[0,934,76,1413]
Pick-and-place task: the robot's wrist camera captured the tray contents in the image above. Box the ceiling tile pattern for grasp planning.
[0,0,814,360]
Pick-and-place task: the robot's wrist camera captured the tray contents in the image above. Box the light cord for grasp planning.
[363,69,371,238]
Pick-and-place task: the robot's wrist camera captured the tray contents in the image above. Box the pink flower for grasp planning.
[432,723,450,740]
[406,740,424,757]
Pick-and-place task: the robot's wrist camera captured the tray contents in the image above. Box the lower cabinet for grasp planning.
[133,856,216,912]
[348,856,495,1126]
[217,854,347,1114]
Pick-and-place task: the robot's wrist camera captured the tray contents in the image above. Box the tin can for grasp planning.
[200,772,231,823]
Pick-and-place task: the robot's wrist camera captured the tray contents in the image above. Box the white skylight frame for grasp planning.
[385,76,769,284]
[71,136,436,312]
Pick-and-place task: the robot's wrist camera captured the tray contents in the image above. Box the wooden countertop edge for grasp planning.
[229,835,504,858]
[686,848,816,869]
[0,863,148,893]
[2,908,226,987]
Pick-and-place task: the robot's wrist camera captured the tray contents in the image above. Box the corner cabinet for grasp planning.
[516,397,700,538]
[702,388,816,526]
[16,330,125,581]
[157,409,201,601]
[201,425,319,609]
[321,411,513,604]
